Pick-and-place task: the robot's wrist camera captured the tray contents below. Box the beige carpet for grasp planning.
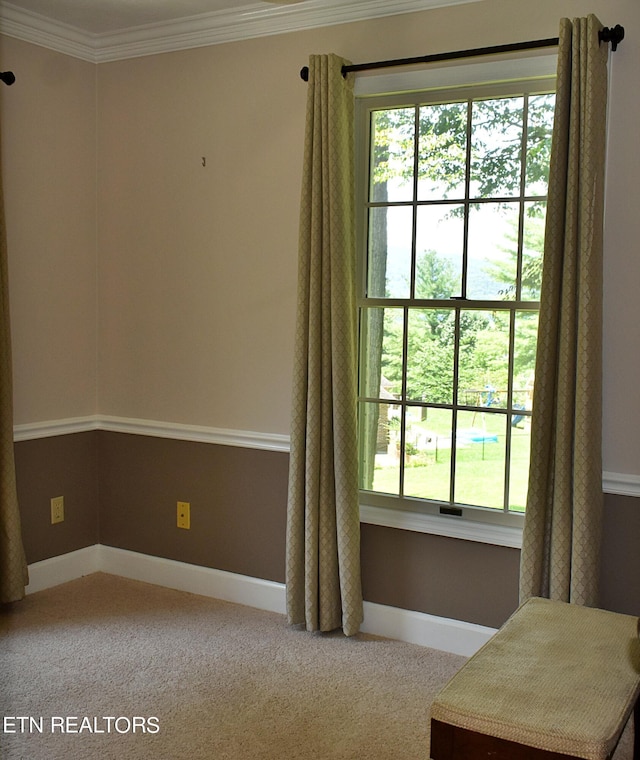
[1,573,464,759]
[0,574,635,759]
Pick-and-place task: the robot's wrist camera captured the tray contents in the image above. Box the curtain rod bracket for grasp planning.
[0,71,16,86]
[599,25,624,51]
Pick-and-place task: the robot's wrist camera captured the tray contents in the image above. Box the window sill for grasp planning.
[359,502,523,549]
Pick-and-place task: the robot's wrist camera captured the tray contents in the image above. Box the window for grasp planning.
[356,65,555,538]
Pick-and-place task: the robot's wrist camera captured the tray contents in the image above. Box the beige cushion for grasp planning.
[431,597,640,759]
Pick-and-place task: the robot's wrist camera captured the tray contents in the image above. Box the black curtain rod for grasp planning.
[299,25,625,81]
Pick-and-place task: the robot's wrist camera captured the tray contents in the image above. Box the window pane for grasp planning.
[470,97,523,198]
[521,201,546,300]
[404,407,452,501]
[457,309,510,410]
[509,413,531,512]
[358,83,552,520]
[406,308,455,403]
[526,93,555,196]
[513,309,537,408]
[418,102,467,201]
[359,401,400,495]
[467,202,519,300]
[415,205,464,298]
[511,310,535,512]
[359,308,404,399]
[370,107,415,202]
[454,410,506,509]
[367,206,413,298]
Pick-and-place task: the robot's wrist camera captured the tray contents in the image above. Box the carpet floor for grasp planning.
[0,573,636,759]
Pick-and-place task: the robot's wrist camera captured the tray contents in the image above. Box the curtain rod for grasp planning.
[299,25,625,81]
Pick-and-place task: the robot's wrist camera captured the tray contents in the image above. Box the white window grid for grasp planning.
[356,76,555,532]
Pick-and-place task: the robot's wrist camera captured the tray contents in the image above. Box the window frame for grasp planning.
[354,56,557,547]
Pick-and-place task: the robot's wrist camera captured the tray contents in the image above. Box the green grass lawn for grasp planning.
[370,407,530,512]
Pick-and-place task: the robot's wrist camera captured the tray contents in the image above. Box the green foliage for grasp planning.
[370,93,554,201]
[485,213,546,300]
[379,248,539,408]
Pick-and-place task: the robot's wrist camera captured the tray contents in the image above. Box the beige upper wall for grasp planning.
[2,0,639,475]
[1,36,97,423]
[96,40,306,435]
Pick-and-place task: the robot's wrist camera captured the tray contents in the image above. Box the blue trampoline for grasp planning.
[457,428,499,444]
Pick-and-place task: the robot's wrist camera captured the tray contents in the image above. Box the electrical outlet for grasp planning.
[177,501,190,530]
[51,496,64,524]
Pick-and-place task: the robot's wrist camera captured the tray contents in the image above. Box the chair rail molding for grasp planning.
[13,415,640,498]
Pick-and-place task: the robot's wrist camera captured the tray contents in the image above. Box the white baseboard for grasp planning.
[26,546,494,656]
[360,602,495,656]
[95,545,288,616]
[25,545,99,593]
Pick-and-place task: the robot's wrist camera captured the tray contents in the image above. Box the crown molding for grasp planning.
[0,0,482,63]
[0,3,96,61]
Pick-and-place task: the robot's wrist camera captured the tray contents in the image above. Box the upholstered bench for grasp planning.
[430,597,640,760]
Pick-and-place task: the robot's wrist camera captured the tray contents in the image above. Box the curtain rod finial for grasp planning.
[300,66,309,81]
[0,71,15,86]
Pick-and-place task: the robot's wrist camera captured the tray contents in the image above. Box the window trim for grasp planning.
[360,501,523,548]
[355,54,557,546]
[354,54,558,99]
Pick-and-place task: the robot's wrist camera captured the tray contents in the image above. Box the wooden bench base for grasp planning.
[429,598,640,760]
[431,705,639,760]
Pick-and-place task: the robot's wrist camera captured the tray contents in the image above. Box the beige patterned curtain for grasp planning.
[520,15,609,607]
[0,138,28,603]
[286,54,363,637]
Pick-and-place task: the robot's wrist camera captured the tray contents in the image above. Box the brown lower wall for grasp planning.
[360,524,521,627]
[97,432,289,584]
[14,432,99,563]
[13,431,640,629]
[599,491,640,617]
